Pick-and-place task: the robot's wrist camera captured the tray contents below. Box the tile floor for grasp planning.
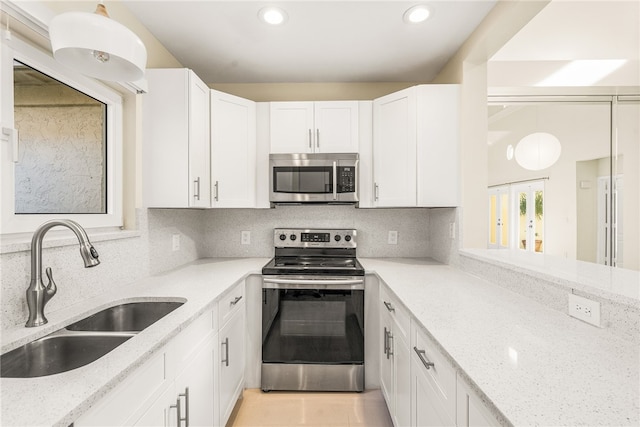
[227,389,394,427]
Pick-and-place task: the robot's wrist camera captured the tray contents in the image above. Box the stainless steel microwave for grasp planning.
[269,153,359,205]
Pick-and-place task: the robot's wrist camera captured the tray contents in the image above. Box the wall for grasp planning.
[431,1,549,252]
[200,206,436,259]
[0,209,204,330]
[209,82,419,102]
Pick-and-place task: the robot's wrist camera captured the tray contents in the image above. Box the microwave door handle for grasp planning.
[333,161,337,200]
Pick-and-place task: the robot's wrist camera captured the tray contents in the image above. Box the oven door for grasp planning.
[261,276,365,391]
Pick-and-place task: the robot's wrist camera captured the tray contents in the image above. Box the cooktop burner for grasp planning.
[262,228,364,277]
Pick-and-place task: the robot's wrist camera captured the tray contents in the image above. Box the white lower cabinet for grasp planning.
[410,322,456,427]
[456,374,500,427]
[380,284,411,427]
[75,309,216,427]
[217,282,246,426]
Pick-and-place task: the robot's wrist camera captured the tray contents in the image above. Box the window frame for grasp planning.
[1,33,123,234]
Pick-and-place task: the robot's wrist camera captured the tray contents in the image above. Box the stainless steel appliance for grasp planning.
[269,153,359,205]
[261,228,365,392]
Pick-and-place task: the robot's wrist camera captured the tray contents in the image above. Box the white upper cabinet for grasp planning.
[210,90,257,208]
[373,87,417,207]
[143,69,211,208]
[372,85,460,208]
[270,101,359,153]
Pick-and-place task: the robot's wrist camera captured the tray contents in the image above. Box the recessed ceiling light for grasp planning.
[403,5,431,24]
[258,7,288,26]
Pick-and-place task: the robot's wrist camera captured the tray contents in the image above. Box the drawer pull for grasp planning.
[414,346,435,370]
[230,295,243,306]
[222,337,230,367]
[383,301,395,312]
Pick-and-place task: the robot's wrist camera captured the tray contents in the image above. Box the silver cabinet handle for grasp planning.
[230,295,243,306]
[179,388,189,426]
[308,129,312,149]
[316,129,320,149]
[413,346,435,370]
[383,327,388,356]
[170,397,182,427]
[387,331,394,359]
[214,180,219,201]
[332,161,337,200]
[383,301,395,312]
[374,183,379,201]
[222,337,229,367]
[194,177,201,201]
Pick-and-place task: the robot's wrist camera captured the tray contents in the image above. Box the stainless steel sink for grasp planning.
[1,331,132,378]
[66,301,183,332]
[1,300,184,378]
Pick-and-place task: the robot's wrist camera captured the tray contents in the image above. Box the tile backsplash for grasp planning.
[1,206,454,329]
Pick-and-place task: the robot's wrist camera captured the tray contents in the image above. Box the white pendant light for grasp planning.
[515,132,561,171]
[49,2,147,82]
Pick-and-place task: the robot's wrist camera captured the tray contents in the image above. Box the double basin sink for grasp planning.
[1,301,184,378]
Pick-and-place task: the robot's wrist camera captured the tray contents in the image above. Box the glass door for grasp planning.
[488,187,510,249]
[514,182,544,253]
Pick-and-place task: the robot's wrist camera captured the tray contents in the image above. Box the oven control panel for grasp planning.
[274,228,356,248]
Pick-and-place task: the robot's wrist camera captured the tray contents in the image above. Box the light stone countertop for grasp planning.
[2,257,638,427]
[360,258,640,427]
[1,257,269,427]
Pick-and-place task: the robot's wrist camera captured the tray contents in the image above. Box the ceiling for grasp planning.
[121,1,497,84]
[489,1,640,88]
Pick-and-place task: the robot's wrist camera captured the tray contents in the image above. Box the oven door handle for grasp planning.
[262,277,364,290]
[332,161,338,200]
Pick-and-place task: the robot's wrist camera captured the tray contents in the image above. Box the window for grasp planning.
[1,33,123,234]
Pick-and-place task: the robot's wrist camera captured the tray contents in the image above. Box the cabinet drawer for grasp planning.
[411,323,456,421]
[75,350,167,426]
[380,283,410,343]
[219,280,245,326]
[167,309,214,378]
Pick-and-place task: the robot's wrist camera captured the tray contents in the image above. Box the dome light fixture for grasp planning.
[403,5,431,24]
[49,1,147,82]
[258,6,288,26]
[515,132,562,171]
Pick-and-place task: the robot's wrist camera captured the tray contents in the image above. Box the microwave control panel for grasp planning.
[337,167,356,193]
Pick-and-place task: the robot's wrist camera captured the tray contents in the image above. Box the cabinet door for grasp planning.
[134,384,175,427]
[188,72,211,208]
[456,374,500,427]
[373,87,417,207]
[218,302,246,426]
[269,102,314,153]
[211,90,256,207]
[174,334,216,427]
[379,309,394,413]
[394,333,411,427]
[313,101,359,153]
[412,361,455,427]
[416,85,460,207]
[143,69,210,208]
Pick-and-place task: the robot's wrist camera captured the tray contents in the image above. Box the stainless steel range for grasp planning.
[261,228,365,392]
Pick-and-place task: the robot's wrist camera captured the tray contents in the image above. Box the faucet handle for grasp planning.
[44,267,57,302]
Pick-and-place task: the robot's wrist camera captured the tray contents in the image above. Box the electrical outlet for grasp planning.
[388,230,398,245]
[241,231,251,245]
[568,293,601,327]
[172,234,180,251]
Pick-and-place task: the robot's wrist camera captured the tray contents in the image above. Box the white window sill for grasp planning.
[0,228,141,255]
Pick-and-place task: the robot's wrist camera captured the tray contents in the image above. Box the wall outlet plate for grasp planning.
[241,230,251,245]
[388,230,398,245]
[172,234,180,251]
[568,293,601,327]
